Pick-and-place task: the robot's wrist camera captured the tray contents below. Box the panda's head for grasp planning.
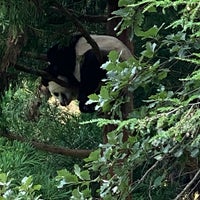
[48,76,79,106]
[42,43,80,107]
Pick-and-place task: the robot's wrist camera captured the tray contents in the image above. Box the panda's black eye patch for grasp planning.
[54,92,59,97]
[61,93,67,99]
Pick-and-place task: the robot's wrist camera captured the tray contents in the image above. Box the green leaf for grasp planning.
[0,172,8,183]
[107,131,117,144]
[21,176,32,186]
[74,165,90,181]
[100,86,110,99]
[153,175,165,188]
[191,148,199,157]
[154,154,163,161]
[57,169,78,184]
[74,165,81,179]
[141,42,157,58]
[84,149,101,162]
[19,176,33,191]
[33,184,42,191]
[71,188,82,199]
[80,170,90,181]
[135,25,160,38]
[118,0,133,7]
[108,51,120,62]
[88,93,99,101]
[82,187,91,198]
[174,148,183,158]
[102,62,115,71]
[158,71,168,80]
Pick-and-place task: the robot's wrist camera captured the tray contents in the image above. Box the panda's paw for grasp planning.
[79,103,95,113]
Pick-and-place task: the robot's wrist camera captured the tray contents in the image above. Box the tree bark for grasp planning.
[105,1,134,199]
[0,31,27,94]
[107,0,134,53]
[0,130,92,158]
[105,0,134,139]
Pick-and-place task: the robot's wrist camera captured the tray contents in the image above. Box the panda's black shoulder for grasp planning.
[46,34,83,63]
[69,33,83,49]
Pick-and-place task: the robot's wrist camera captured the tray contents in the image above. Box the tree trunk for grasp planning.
[107,0,134,52]
[104,1,134,199]
[0,31,27,94]
[105,0,134,140]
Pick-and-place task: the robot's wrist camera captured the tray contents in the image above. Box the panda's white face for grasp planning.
[48,76,79,106]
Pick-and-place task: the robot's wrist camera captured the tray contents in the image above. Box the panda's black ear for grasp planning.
[47,44,59,62]
[41,77,49,87]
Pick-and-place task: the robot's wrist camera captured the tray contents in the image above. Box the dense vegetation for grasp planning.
[0,0,200,199]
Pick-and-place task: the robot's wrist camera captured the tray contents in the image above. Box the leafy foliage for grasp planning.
[0,172,42,200]
[0,0,200,199]
[1,77,102,149]
[55,0,200,199]
[0,77,102,199]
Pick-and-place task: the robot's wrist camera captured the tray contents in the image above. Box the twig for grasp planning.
[188,179,200,197]
[0,131,92,158]
[148,179,153,200]
[131,160,160,192]
[131,137,186,193]
[174,169,200,200]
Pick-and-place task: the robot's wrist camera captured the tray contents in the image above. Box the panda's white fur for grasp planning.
[73,35,132,81]
[76,35,132,59]
[48,76,79,106]
[47,35,132,110]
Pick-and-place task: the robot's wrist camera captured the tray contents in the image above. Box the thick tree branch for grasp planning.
[52,2,103,63]
[0,131,92,158]
[79,14,107,23]
[14,64,79,88]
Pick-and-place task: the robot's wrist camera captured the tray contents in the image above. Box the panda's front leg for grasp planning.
[78,93,96,113]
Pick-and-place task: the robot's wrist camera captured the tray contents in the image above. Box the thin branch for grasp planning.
[131,137,187,193]
[22,52,47,61]
[52,2,103,63]
[188,179,200,197]
[148,179,153,200]
[174,169,200,200]
[50,6,108,23]
[131,160,160,192]
[0,131,92,158]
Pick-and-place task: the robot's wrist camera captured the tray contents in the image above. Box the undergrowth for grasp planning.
[0,78,102,199]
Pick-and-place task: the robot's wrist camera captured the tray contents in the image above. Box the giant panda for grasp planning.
[42,34,132,113]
